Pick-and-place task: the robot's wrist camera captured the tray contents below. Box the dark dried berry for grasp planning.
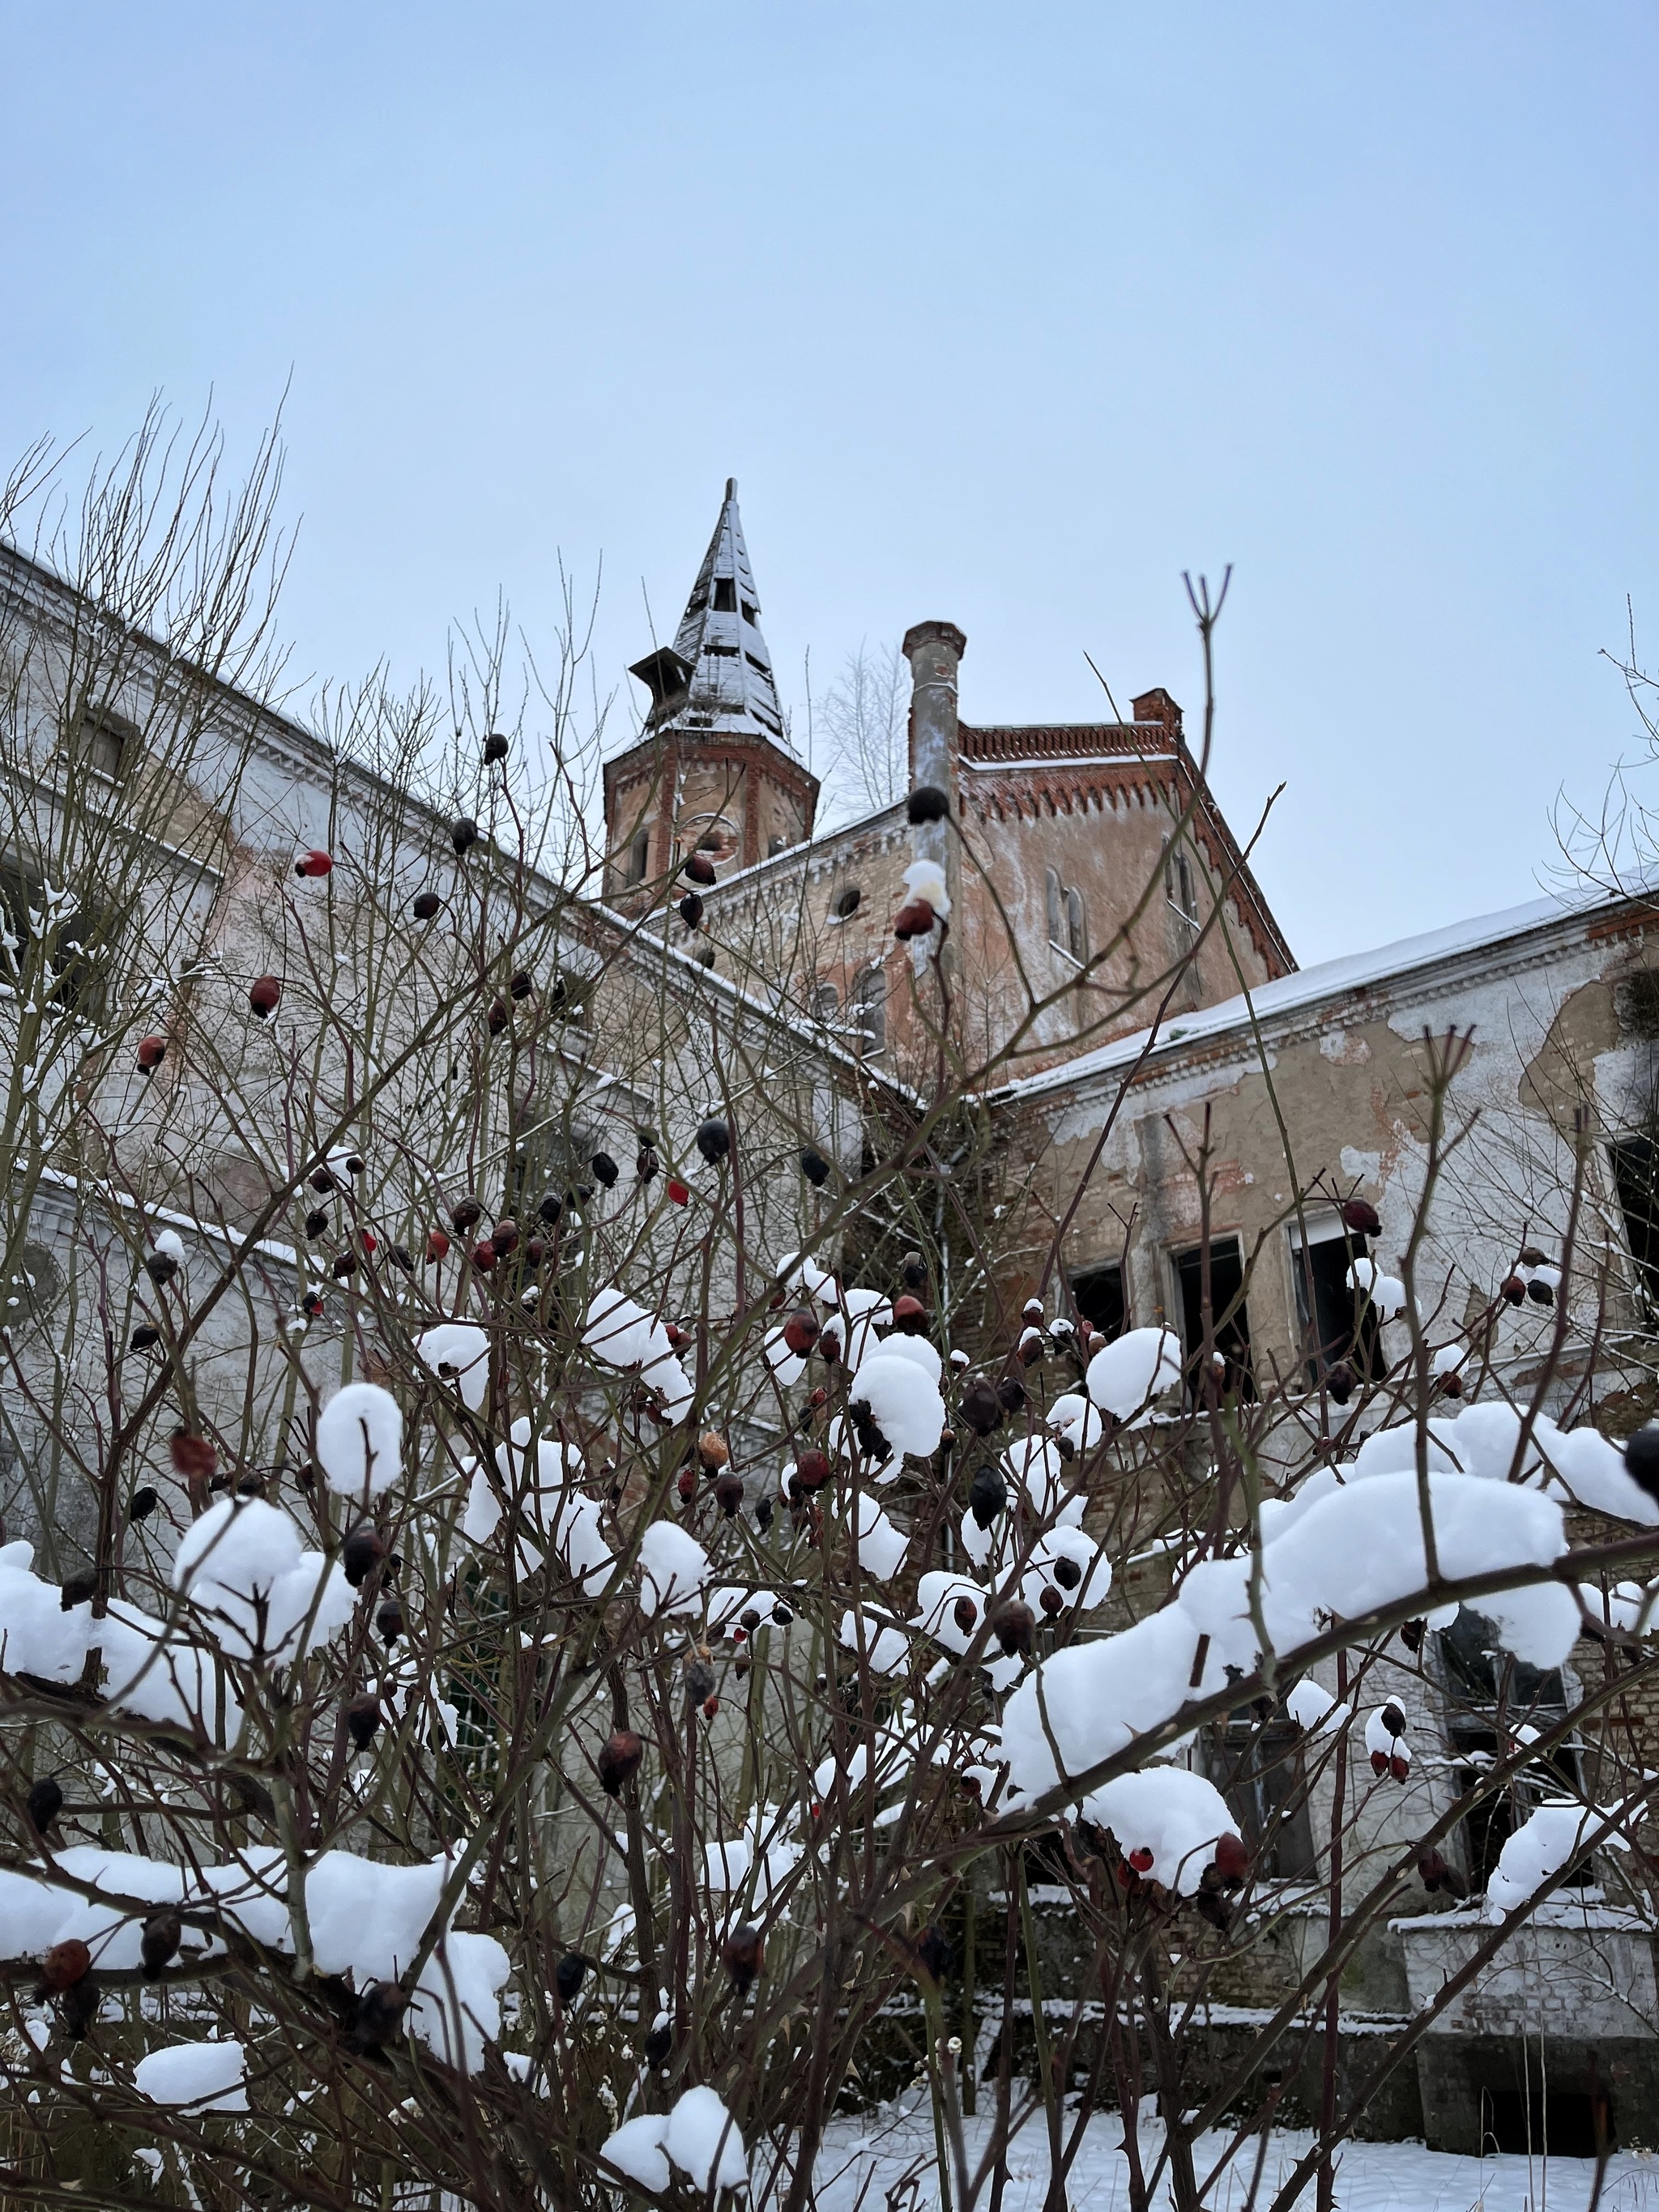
[348,1694,383,1750]
[968,1464,1007,1530]
[331,1252,359,1279]
[636,1147,659,1182]
[1324,1361,1355,1406]
[305,1208,330,1238]
[960,1379,1004,1437]
[412,890,442,921]
[390,1243,415,1272]
[450,816,480,856]
[952,1594,979,1635]
[376,1597,404,1644]
[342,1524,386,1587]
[59,1575,96,1611]
[127,1486,158,1521]
[994,1601,1034,1658]
[644,2020,672,2067]
[492,1217,519,1255]
[722,1922,763,1994]
[450,1194,483,1231]
[1040,1585,1064,1617]
[996,1375,1027,1415]
[684,851,717,886]
[892,1294,928,1335]
[1401,1617,1426,1652]
[794,1449,832,1493]
[555,1951,589,2003]
[685,1660,716,1707]
[538,1192,563,1225]
[129,1324,160,1352]
[351,1979,408,2052]
[141,1908,181,1979]
[1627,1426,1659,1501]
[1499,1273,1527,1306]
[143,1251,178,1285]
[906,785,949,824]
[1526,1276,1555,1306]
[696,1118,731,1165]
[597,1730,645,1796]
[715,1473,744,1517]
[38,1939,92,1993]
[914,1923,951,1978]
[901,1252,928,1292]
[800,1146,830,1187]
[1380,1702,1406,1737]
[783,1308,820,1356]
[755,1495,774,1532]
[1051,1554,1082,1590]
[1341,1197,1382,1236]
[26,1777,62,1835]
[484,731,510,763]
[591,1153,619,1189]
[679,891,704,929]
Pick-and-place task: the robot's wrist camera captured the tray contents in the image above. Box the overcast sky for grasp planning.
[3,3,1656,965]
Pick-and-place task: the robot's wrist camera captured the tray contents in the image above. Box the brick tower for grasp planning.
[603,481,818,900]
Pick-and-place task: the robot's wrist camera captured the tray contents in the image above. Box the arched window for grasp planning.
[853,965,886,1058]
[627,828,650,884]
[811,981,840,1026]
[1066,886,1086,964]
[1046,867,1064,949]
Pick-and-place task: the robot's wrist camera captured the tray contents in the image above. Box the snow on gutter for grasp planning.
[992,887,1640,1106]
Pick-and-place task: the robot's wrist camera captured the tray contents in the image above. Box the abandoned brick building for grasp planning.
[604,482,1293,1080]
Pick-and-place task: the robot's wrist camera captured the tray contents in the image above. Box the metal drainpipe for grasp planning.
[902,620,966,984]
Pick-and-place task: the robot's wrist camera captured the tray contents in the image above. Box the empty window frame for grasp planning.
[1440,1604,1584,1894]
[625,828,651,884]
[712,578,737,612]
[1288,1213,1384,1386]
[75,710,130,780]
[852,965,886,1057]
[1207,1718,1316,1882]
[1066,884,1086,964]
[1070,1259,1126,1343]
[811,982,840,1026]
[1167,843,1199,926]
[1046,869,1087,963]
[832,885,862,922]
[1172,1234,1254,1400]
[1608,1136,1659,1312]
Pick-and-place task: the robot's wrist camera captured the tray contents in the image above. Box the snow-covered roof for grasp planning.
[999,888,1620,1102]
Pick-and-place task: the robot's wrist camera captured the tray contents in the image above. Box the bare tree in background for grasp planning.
[816,641,909,822]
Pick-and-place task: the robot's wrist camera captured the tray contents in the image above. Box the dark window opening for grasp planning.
[1610,1136,1659,1312]
[768,834,787,858]
[1481,2086,1613,2159]
[0,863,107,1014]
[811,982,839,1026]
[697,833,723,852]
[1169,846,1198,925]
[852,966,885,1058]
[741,601,758,624]
[1071,1261,1125,1343]
[832,885,862,920]
[1174,1236,1254,1400]
[1209,1720,1316,1882]
[1442,1605,1585,1893]
[713,578,737,612]
[75,710,130,780]
[745,653,770,675]
[626,829,650,884]
[1066,886,1086,964]
[1290,1225,1384,1386]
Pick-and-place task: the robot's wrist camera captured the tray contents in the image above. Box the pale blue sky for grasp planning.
[2,3,1655,962]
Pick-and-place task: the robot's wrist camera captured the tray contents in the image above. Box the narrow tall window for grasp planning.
[1070,1260,1125,1342]
[1288,1213,1384,1386]
[1046,867,1064,949]
[75,711,129,780]
[1173,1235,1254,1400]
[1066,885,1086,964]
[627,829,650,884]
[853,965,886,1057]
[1609,1136,1659,1314]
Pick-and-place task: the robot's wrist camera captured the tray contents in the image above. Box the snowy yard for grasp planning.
[808,2102,1659,2212]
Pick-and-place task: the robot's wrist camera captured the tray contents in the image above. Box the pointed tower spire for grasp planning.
[630,479,789,744]
[607,482,818,893]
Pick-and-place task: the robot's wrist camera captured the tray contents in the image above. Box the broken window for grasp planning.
[75,710,130,780]
[1070,1259,1125,1342]
[1173,1234,1254,1400]
[1208,1717,1316,1882]
[713,578,737,612]
[1608,1136,1659,1313]
[1288,1213,1384,1387]
[1440,1605,1585,1894]
[852,965,886,1058]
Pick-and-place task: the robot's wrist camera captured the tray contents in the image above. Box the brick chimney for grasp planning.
[902,621,966,978]
[1131,688,1183,739]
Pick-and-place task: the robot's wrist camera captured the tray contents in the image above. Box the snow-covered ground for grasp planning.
[806,2101,1659,2212]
